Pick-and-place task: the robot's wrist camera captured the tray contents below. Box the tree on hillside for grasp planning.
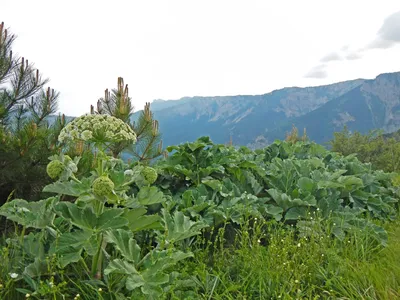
[330,126,400,172]
[91,77,164,163]
[285,125,308,143]
[0,22,65,202]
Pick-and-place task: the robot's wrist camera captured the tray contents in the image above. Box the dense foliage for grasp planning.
[330,126,400,173]
[1,133,399,298]
[0,22,66,203]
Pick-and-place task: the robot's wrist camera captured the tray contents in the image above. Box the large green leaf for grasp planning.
[0,197,57,228]
[55,230,97,267]
[23,258,48,278]
[104,259,138,275]
[264,204,283,221]
[162,210,208,243]
[126,273,168,296]
[268,189,314,211]
[105,229,141,263]
[131,215,163,232]
[122,208,162,231]
[54,202,97,230]
[97,208,128,230]
[54,202,127,231]
[43,179,90,197]
[137,186,165,205]
[202,179,222,191]
[285,207,308,220]
[298,177,315,193]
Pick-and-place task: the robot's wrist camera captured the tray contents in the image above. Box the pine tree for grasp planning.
[0,22,64,202]
[92,77,164,163]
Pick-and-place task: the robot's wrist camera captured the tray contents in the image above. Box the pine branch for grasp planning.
[91,78,164,162]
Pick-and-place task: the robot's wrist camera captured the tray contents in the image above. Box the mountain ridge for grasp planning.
[134,76,373,147]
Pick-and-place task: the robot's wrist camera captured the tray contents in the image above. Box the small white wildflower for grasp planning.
[295,279,299,283]
[98,288,103,292]
[321,254,324,257]
[297,243,301,247]
[333,223,336,226]
[316,208,320,211]
[9,273,18,279]
[25,294,30,298]
[257,239,261,243]
[124,169,134,176]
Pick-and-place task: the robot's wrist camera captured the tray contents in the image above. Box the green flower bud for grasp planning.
[46,160,65,179]
[142,167,158,185]
[92,176,114,196]
[64,155,72,163]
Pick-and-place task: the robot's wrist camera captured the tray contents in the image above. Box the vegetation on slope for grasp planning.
[0,130,399,299]
[330,126,400,173]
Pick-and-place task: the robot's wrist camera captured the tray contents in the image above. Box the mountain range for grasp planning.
[133,71,400,148]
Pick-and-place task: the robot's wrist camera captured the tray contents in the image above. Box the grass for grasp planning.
[173,217,400,299]
[1,216,400,299]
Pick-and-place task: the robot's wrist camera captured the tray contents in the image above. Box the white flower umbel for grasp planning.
[58,114,136,145]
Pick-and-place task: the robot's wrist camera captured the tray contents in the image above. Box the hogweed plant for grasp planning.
[0,114,206,299]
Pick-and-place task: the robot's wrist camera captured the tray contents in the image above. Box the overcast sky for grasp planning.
[3,0,400,116]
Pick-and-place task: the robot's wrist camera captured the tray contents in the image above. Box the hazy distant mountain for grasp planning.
[133,77,367,147]
[266,72,400,146]
[59,71,400,150]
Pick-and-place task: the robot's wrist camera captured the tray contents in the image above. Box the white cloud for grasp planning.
[368,10,400,49]
[2,0,400,116]
[345,52,363,60]
[320,52,342,63]
[304,65,328,79]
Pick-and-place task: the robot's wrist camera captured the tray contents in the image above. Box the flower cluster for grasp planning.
[58,114,137,145]
[92,176,115,196]
[125,165,158,187]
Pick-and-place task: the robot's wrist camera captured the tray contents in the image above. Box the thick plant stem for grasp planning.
[91,232,103,279]
[95,239,108,280]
